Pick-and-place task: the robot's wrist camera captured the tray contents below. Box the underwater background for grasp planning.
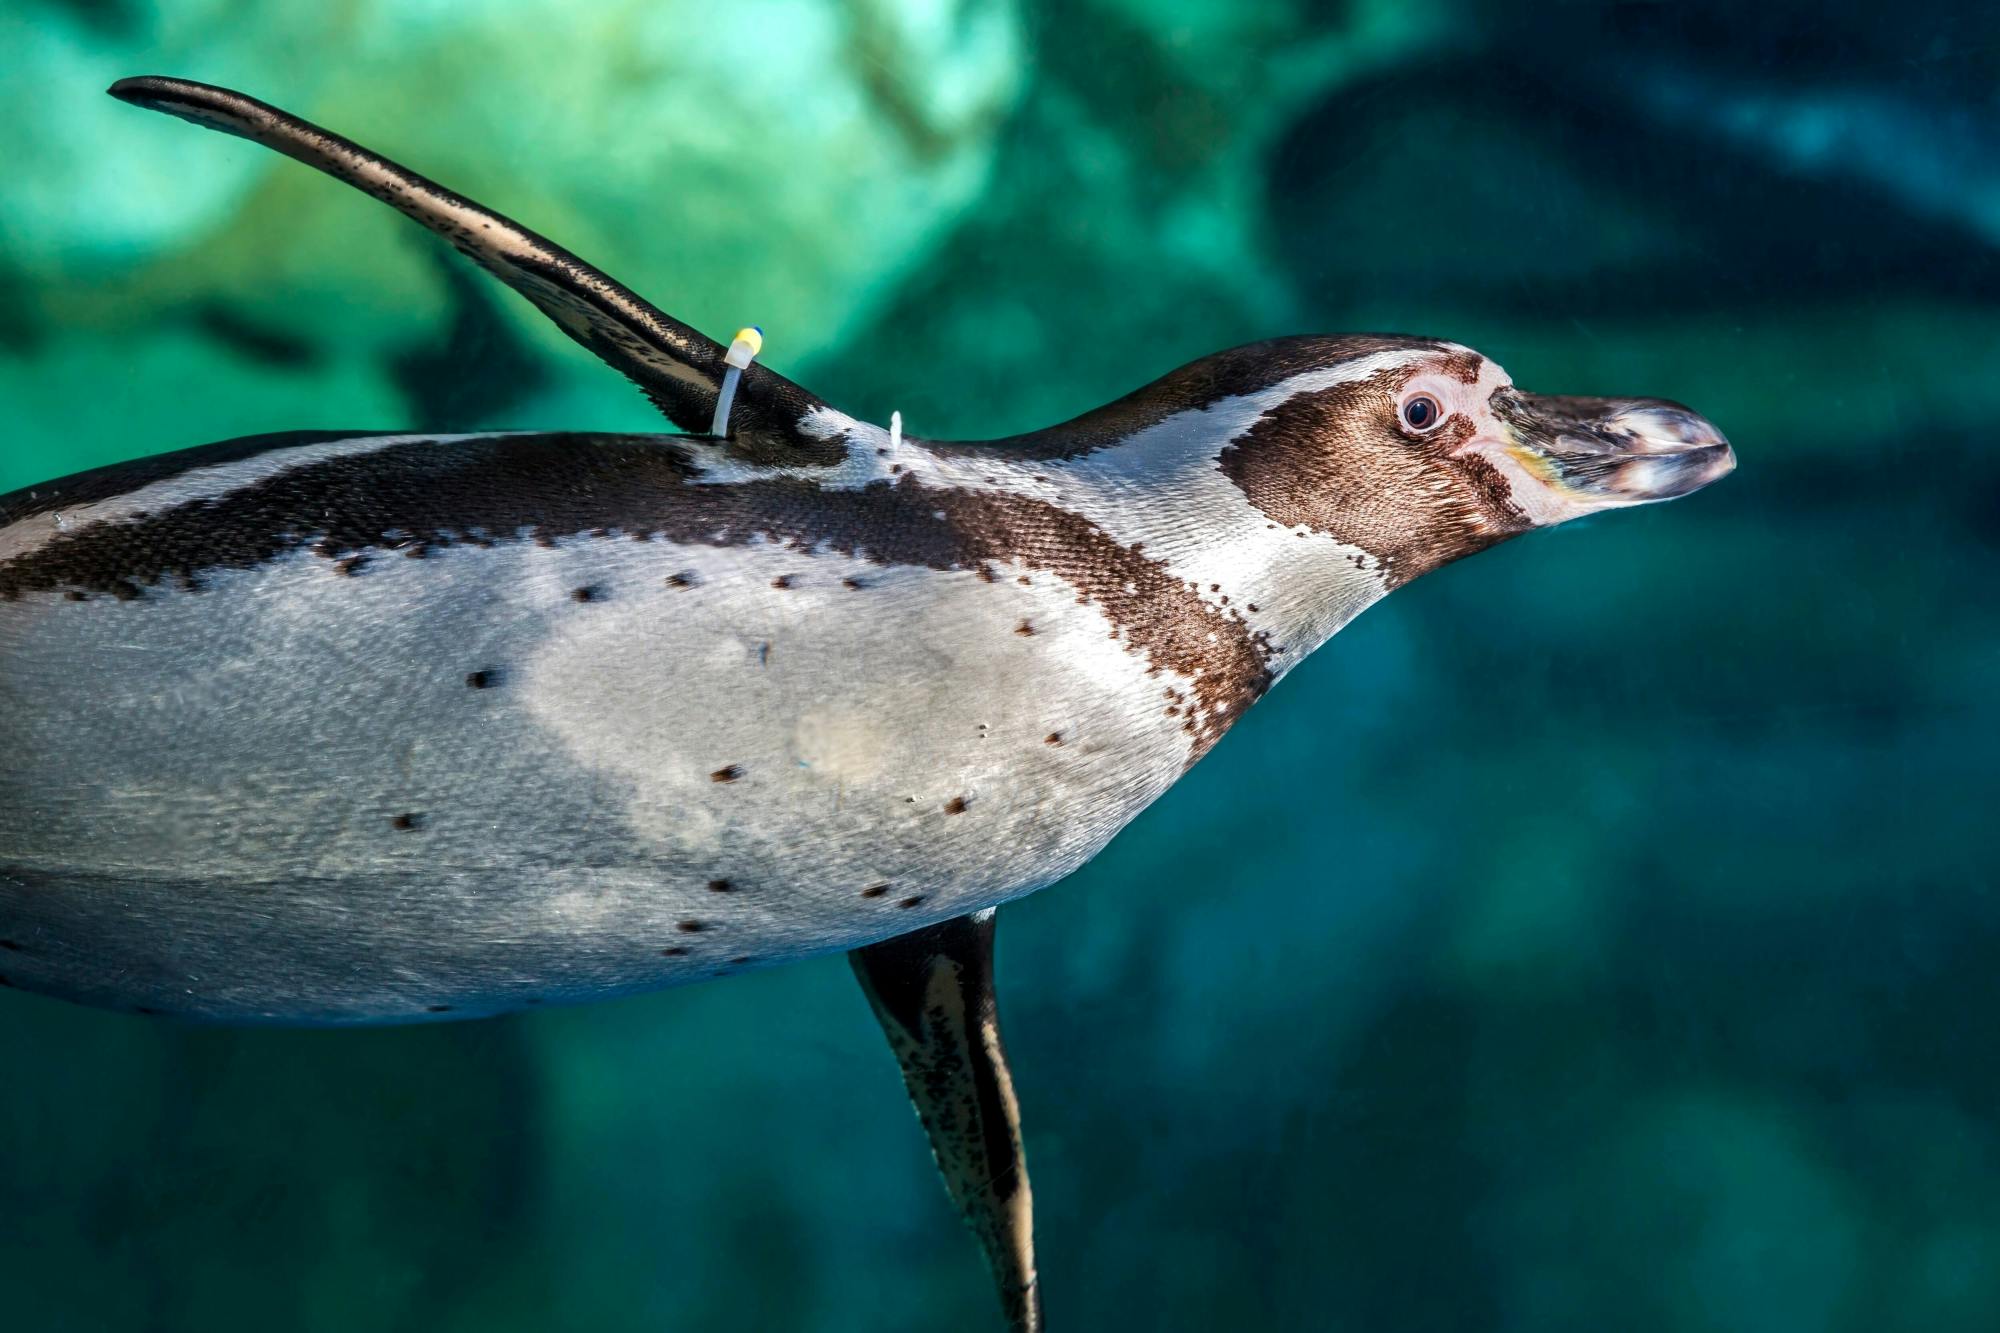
[1,1,1996,1329]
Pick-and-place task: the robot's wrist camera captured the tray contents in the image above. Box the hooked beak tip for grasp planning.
[1606,401,1734,501]
[1601,439,1736,502]
[1509,395,1736,507]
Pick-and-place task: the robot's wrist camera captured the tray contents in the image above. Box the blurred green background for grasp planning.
[2,1,1996,1329]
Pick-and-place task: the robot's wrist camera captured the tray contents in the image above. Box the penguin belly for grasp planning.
[0,529,1192,1022]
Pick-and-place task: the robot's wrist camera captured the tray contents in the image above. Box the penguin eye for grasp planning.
[1400,394,1443,433]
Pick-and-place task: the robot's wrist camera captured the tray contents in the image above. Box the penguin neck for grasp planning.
[861,421,1392,685]
[1018,437,1391,681]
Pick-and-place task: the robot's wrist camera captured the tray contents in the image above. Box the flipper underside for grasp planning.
[107,75,838,464]
[852,910,1041,1333]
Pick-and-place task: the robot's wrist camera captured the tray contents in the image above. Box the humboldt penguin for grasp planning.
[0,77,1736,1332]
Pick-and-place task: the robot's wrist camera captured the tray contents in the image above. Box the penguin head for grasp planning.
[1216,336,1735,587]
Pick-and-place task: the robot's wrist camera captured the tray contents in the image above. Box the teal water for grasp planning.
[2,2,1996,1329]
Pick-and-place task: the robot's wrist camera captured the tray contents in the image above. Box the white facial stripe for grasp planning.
[1469,353,1513,398]
[0,433,501,565]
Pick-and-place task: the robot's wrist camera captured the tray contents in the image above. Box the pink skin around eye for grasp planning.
[1396,362,1505,434]
[1408,357,1608,527]
[1395,357,1598,525]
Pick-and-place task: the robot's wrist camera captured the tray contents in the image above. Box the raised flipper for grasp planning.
[852,910,1041,1332]
[106,76,840,464]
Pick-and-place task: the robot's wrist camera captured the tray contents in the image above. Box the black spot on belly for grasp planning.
[1044,732,1064,746]
[62,590,87,602]
[707,879,733,893]
[426,1004,453,1013]
[677,920,706,933]
[667,571,696,588]
[0,939,19,951]
[943,796,969,815]
[770,574,794,589]
[660,946,689,957]
[390,813,422,831]
[134,1006,160,1016]
[710,765,743,784]
[465,669,498,689]
[571,585,600,602]
[860,883,889,898]
[898,895,926,909]
[842,577,864,590]
[1015,620,1035,636]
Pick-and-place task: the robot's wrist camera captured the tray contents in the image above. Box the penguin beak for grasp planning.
[1491,392,1736,518]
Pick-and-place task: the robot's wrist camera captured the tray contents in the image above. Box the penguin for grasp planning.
[0,77,1735,1333]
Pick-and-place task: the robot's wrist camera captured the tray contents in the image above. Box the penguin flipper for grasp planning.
[106,76,838,463]
[852,910,1042,1333]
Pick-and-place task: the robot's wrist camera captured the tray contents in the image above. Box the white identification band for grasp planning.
[710,326,764,437]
